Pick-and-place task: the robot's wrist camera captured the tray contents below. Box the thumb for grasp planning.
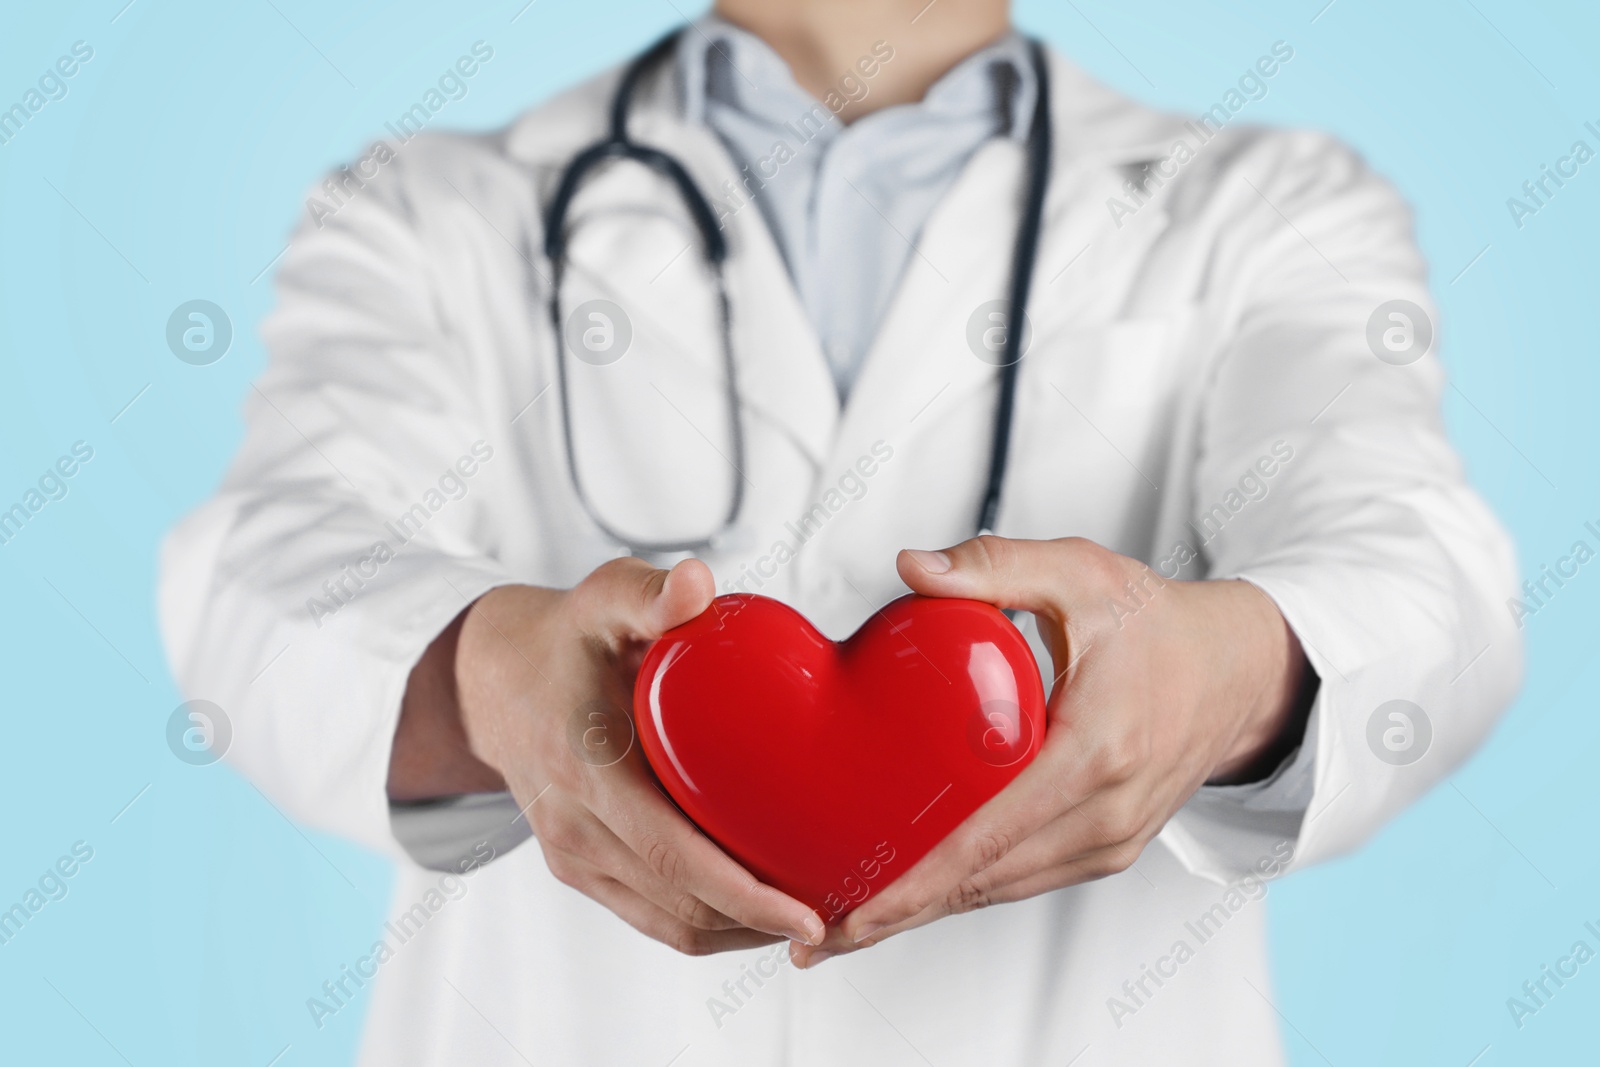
[897,536,1071,617]
[574,557,716,641]
[651,558,717,633]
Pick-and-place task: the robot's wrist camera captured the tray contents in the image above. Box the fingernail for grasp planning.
[793,916,825,946]
[852,922,882,944]
[906,550,951,574]
[805,951,835,968]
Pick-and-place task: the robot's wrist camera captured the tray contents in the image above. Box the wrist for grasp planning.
[388,606,509,801]
[1206,581,1314,786]
[455,583,563,778]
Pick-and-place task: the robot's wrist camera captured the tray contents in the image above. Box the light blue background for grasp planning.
[1,1,1593,1063]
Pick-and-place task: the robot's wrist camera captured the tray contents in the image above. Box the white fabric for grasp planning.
[157,42,1522,1067]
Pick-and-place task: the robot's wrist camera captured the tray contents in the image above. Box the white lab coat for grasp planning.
[159,44,1522,1067]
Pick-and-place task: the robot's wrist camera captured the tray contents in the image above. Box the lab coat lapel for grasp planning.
[782,138,1035,621]
[836,45,1192,408]
[813,47,1188,561]
[827,137,1027,488]
[628,90,841,470]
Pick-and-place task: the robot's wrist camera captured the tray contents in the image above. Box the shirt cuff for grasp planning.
[1193,699,1319,815]
[390,791,532,872]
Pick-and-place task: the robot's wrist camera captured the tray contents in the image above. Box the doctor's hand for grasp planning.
[790,535,1312,967]
[394,558,826,957]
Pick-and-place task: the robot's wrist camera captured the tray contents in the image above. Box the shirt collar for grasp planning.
[677,14,1038,144]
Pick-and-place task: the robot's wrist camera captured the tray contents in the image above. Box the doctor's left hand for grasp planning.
[790,535,1313,967]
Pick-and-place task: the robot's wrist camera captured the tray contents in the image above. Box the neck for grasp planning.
[712,0,1011,122]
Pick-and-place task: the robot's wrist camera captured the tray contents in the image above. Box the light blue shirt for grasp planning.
[678,17,1036,394]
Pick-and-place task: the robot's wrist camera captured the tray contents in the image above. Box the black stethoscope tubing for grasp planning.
[543,28,1050,554]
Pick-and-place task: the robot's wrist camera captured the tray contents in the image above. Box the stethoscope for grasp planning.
[544,28,1051,557]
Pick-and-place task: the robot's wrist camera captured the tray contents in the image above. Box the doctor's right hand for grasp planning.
[394,558,827,957]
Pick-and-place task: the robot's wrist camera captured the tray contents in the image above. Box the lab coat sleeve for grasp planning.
[157,149,520,860]
[1157,130,1524,883]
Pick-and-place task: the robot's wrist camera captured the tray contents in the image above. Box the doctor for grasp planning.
[160,0,1522,1063]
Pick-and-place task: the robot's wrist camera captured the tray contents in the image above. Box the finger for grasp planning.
[559,860,785,956]
[571,556,715,642]
[797,832,1145,968]
[897,535,1087,615]
[805,828,1097,964]
[838,757,1064,945]
[978,843,1142,903]
[790,900,946,968]
[968,791,1150,891]
[589,769,827,946]
[539,792,745,931]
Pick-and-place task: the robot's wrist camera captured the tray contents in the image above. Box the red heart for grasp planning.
[634,593,1047,924]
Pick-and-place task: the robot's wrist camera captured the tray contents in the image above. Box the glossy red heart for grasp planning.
[634,593,1047,924]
